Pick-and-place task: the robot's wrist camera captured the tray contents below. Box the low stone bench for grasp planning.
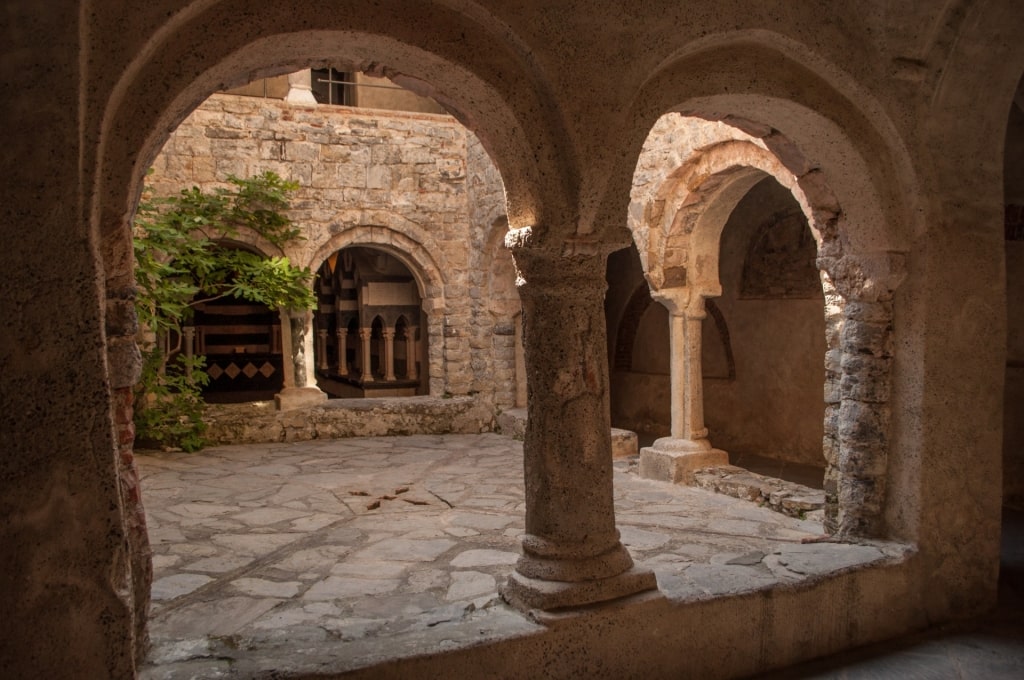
[203,395,495,445]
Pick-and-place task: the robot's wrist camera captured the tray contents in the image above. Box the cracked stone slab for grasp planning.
[765,542,887,577]
[350,538,457,562]
[303,576,402,600]
[151,573,214,600]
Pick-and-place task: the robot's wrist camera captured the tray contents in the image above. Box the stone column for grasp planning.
[383,328,396,381]
[285,70,317,104]
[359,327,374,382]
[317,329,328,370]
[499,235,656,613]
[638,288,727,483]
[274,309,327,410]
[405,326,419,380]
[336,328,348,374]
[820,252,904,539]
[182,326,196,380]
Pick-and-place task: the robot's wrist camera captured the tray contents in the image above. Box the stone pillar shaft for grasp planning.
[359,327,373,383]
[669,302,710,444]
[833,299,894,538]
[383,328,396,381]
[639,289,726,484]
[336,328,347,374]
[317,329,328,370]
[499,239,656,612]
[405,326,418,380]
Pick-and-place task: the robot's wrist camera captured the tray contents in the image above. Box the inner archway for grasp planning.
[313,246,426,397]
[705,176,825,474]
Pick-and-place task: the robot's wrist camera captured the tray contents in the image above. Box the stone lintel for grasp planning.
[274,386,327,411]
[639,439,729,484]
[500,566,658,614]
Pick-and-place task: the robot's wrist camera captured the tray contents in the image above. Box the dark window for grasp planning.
[311,67,352,106]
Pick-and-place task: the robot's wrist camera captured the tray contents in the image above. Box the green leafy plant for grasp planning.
[132,171,315,450]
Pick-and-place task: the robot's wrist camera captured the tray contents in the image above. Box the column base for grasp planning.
[639,437,728,483]
[500,566,657,614]
[274,386,327,411]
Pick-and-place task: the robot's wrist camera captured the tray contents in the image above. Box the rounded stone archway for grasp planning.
[309,226,447,397]
[311,245,429,398]
[627,108,905,538]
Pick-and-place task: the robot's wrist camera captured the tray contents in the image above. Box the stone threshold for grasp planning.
[692,464,825,519]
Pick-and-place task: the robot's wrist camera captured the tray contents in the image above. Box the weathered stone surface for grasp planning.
[150,95,515,408]
[692,465,825,518]
[202,396,495,444]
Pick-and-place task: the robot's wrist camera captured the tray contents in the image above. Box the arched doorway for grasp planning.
[705,176,825,474]
[313,246,426,397]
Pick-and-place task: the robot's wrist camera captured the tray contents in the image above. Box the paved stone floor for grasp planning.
[136,434,1022,678]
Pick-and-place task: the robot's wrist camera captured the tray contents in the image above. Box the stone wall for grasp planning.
[148,93,514,407]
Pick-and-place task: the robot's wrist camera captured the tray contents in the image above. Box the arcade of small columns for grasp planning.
[316,320,419,383]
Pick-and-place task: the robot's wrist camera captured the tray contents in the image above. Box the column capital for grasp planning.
[650,287,706,319]
[506,229,610,294]
[358,327,372,340]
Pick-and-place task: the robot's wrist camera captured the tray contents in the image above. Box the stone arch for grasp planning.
[628,113,896,536]
[649,138,830,296]
[93,4,572,306]
[309,223,446,310]
[311,238,434,397]
[612,31,920,257]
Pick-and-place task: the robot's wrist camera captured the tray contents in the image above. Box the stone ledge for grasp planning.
[693,464,825,518]
[203,396,496,445]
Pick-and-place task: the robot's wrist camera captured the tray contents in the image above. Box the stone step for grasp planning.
[692,465,825,519]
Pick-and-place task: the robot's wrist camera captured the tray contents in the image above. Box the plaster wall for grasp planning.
[352,73,446,114]
[704,179,825,466]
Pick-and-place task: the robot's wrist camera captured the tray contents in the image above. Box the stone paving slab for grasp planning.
[138,433,901,679]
